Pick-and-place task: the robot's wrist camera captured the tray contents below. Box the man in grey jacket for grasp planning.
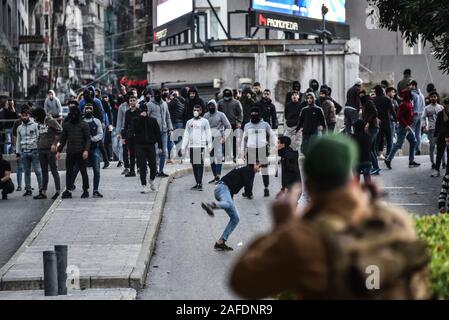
[204,99,232,184]
[44,90,63,121]
[16,109,43,197]
[116,93,131,175]
[218,87,243,162]
[148,89,173,177]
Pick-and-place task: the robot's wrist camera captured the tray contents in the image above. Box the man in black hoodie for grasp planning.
[277,136,301,192]
[373,85,396,158]
[133,104,162,193]
[167,90,185,162]
[122,96,141,177]
[256,89,278,130]
[285,81,303,105]
[183,87,206,125]
[57,101,91,199]
[284,91,302,151]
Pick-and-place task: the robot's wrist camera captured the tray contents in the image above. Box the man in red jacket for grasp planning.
[384,89,420,169]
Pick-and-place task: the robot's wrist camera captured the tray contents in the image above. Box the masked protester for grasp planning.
[240,86,256,128]
[204,99,232,184]
[116,92,133,174]
[16,108,43,198]
[285,81,303,105]
[309,79,320,99]
[57,100,91,199]
[181,105,213,191]
[284,91,303,151]
[167,90,186,162]
[218,87,243,163]
[133,104,162,193]
[277,136,301,192]
[241,107,277,198]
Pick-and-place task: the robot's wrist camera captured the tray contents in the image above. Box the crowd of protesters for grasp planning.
[1,71,449,218]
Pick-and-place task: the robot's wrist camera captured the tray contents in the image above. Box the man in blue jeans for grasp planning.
[16,109,43,197]
[201,163,261,251]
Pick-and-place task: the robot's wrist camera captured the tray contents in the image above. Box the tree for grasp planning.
[368,0,449,73]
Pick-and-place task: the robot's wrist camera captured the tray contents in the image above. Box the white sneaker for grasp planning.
[141,186,152,194]
[150,180,158,192]
[431,170,440,178]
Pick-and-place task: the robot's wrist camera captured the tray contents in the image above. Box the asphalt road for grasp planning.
[0,172,65,268]
[138,168,279,300]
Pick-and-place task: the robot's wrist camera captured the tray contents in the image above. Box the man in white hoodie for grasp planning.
[44,90,63,121]
[181,105,213,191]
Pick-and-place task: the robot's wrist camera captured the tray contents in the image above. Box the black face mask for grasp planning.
[22,118,30,124]
[85,111,93,119]
[251,114,260,124]
[145,96,151,103]
[69,108,80,123]
[155,95,162,103]
[209,107,216,114]
[162,93,169,99]
[311,83,319,91]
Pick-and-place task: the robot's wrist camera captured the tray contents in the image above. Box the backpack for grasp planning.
[87,120,99,149]
[309,203,430,299]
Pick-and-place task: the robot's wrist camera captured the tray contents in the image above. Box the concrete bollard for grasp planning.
[55,245,68,295]
[43,251,58,296]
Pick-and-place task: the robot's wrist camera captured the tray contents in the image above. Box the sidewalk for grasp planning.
[0,162,192,291]
[0,288,136,300]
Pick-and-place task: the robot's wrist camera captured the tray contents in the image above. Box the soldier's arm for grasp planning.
[230,223,327,299]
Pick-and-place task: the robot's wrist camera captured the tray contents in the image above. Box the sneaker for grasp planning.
[103,162,110,169]
[81,190,90,199]
[431,170,440,178]
[416,150,421,156]
[93,191,103,198]
[208,178,217,184]
[191,184,198,190]
[242,192,253,200]
[33,193,47,200]
[214,242,233,251]
[201,202,216,217]
[197,184,203,191]
[23,190,32,197]
[371,168,381,176]
[51,192,60,200]
[409,161,421,168]
[141,185,152,194]
[16,186,22,192]
[158,172,169,178]
[122,168,130,175]
[166,159,174,165]
[384,160,392,170]
[125,171,136,177]
[61,190,72,199]
[150,181,157,192]
[264,188,270,197]
[2,194,7,200]
[117,161,123,168]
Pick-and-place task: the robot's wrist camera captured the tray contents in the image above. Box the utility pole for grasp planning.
[321,4,328,86]
[48,1,56,91]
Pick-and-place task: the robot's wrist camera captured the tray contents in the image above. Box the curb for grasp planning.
[0,164,238,291]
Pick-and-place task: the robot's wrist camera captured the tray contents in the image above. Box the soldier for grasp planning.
[230,134,429,300]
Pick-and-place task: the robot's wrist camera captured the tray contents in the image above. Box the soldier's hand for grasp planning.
[271,183,302,228]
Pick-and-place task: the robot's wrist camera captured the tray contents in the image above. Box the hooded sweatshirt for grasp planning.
[218,88,243,127]
[44,90,63,118]
[241,120,277,153]
[204,99,232,139]
[183,87,206,125]
[16,119,39,154]
[147,98,173,132]
[397,90,414,128]
[296,93,327,135]
[182,116,212,150]
[37,115,62,150]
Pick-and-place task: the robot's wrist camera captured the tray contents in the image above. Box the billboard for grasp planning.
[156,0,194,27]
[252,0,346,23]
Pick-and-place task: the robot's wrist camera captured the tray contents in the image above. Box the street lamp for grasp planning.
[313,4,333,86]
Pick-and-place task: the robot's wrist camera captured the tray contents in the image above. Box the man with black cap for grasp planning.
[295,92,327,156]
[230,134,429,300]
[344,78,364,134]
[16,108,43,198]
[218,87,243,162]
[57,100,91,199]
[0,153,14,200]
[204,99,232,183]
[132,103,162,194]
[183,87,206,125]
[241,107,277,197]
